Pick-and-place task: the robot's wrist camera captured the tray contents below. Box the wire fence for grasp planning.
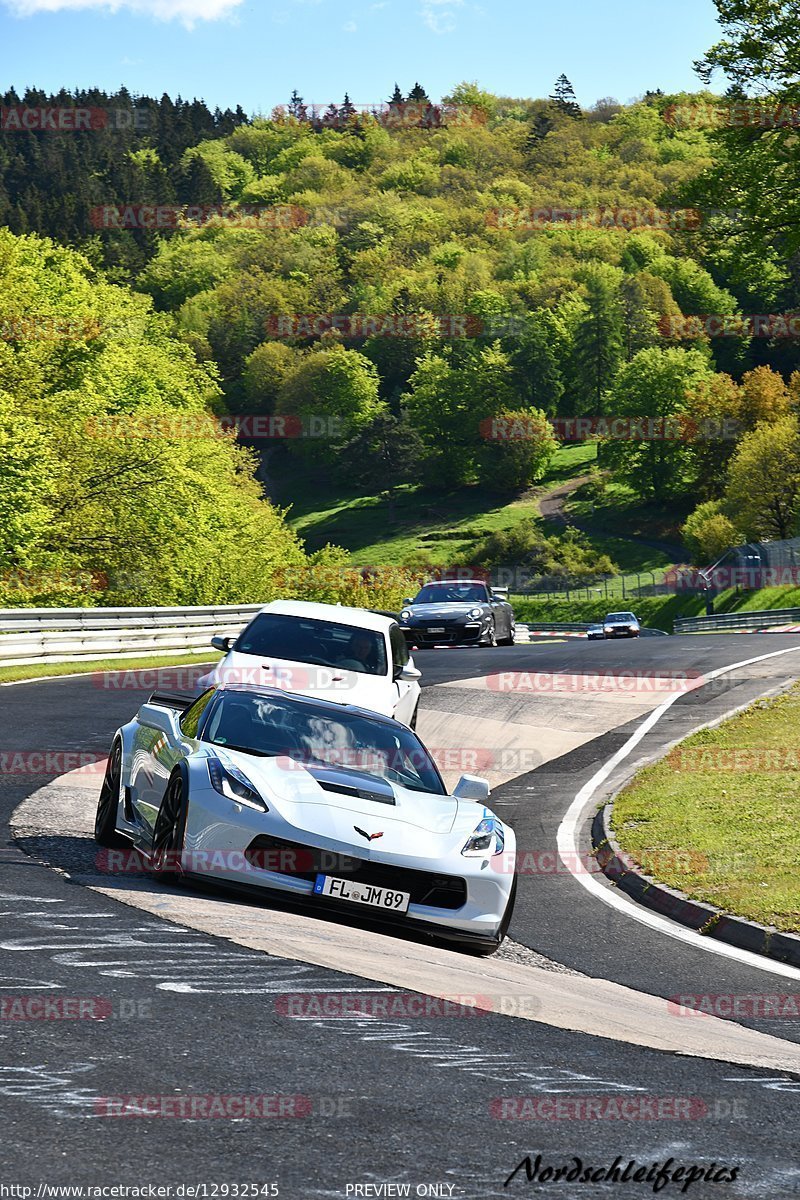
[500,568,693,602]
[498,538,800,601]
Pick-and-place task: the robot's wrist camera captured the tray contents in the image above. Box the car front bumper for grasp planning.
[181,782,514,938]
[400,620,487,646]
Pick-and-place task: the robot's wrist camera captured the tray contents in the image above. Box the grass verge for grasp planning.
[512,583,800,633]
[272,444,599,567]
[0,652,214,686]
[612,683,800,934]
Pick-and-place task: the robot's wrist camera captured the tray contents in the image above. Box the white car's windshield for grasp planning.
[235,613,388,677]
[204,691,446,795]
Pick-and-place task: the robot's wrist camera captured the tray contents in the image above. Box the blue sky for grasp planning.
[1,0,725,113]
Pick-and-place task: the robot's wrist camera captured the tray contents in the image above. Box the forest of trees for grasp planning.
[4,1,800,606]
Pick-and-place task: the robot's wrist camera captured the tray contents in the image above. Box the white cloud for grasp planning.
[3,0,243,25]
[420,0,462,34]
[343,17,356,30]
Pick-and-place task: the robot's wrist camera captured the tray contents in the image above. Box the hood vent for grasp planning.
[310,766,397,807]
[317,780,396,806]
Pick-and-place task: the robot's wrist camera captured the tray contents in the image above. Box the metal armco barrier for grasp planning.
[674,608,800,634]
[0,604,263,668]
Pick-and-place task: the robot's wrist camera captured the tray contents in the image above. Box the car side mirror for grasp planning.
[403,598,413,607]
[211,635,232,652]
[396,663,421,682]
[453,774,491,802]
[138,704,180,740]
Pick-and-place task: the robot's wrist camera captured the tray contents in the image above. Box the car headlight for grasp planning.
[208,757,268,811]
[462,817,505,857]
[469,607,484,619]
[401,610,412,621]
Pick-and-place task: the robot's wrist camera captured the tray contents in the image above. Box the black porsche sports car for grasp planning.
[398,580,515,648]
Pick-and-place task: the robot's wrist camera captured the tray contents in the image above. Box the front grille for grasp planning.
[245,835,467,910]
[408,621,479,643]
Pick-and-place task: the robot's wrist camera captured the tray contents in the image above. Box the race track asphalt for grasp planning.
[1,636,799,1198]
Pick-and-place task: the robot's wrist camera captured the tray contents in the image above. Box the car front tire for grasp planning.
[94,740,129,848]
[149,767,189,882]
[481,621,498,648]
[498,621,515,646]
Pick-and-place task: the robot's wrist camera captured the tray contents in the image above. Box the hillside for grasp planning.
[4,66,800,605]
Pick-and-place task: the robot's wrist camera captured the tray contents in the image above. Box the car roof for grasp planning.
[419,579,489,588]
[257,599,394,633]
[213,681,403,727]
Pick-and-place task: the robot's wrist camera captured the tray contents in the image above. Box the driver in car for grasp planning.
[337,630,377,673]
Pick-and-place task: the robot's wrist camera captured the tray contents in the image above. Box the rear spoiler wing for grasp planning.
[147,690,197,712]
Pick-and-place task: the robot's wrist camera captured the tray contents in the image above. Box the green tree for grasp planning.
[403,345,519,487]
[549,75,582,118]
[724,415,800,540]
[602,347,714,500]
[682,500,741,563]
[0,389,52,570]
[336,411,423,513]
[690,3,800,262]
[571,263,625,412]
[278,344,385,461]
[242,341,300,413]
[696,2,800,91]
[408,82,431,104]
[510,314,564,416]
[476,407,557,491]
[0,228,306,606]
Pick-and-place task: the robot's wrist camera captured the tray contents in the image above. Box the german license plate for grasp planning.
[427,627,445,634]
[314,874,410,913]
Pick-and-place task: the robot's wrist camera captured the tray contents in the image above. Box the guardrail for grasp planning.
[522,621,593,633]
[522,622,668,638]
[674,608,800,635]
[0,604,263,668]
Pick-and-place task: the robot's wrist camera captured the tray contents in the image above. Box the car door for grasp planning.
[130,692,212,833]
[389,624,419,725]
[489,590,510,639]
[503,597,515,639]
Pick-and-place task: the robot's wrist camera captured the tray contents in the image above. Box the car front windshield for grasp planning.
[606,613,635,622]
[413,583,489,604]
[234,613,387,677]
[204,691,446,796]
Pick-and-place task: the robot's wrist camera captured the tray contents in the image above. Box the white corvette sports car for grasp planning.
[95,684,517,953]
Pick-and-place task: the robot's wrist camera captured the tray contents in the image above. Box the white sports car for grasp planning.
[94,685,517,954]
[196,600,422,728]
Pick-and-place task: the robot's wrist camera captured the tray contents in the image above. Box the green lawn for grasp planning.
[0,651,214,686]
[270,443,681,577]
[612,684,800,933]
[512,583,800,633]
[558,478,690,574]
[272,443,600,567]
